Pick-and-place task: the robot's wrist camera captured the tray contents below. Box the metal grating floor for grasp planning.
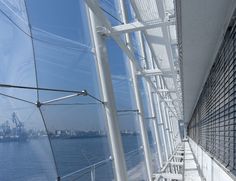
[184,142,202,181]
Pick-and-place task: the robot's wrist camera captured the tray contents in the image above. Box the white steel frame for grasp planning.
[86,5,128,181]
[85,0,183,180]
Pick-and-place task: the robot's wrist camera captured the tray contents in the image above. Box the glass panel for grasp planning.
[0,0,29,33]
[0,9,36,102]
[40,101,113,180]
[99,0,123,26]
[0,0,28,22]
[130,29,161,171]
[106,38,148,180]
[26,0,91,45]
[138,77,159,172]
[32,38,96,102]
[0,94,57,181]
[0,3,57,180]
[25,1,114,180]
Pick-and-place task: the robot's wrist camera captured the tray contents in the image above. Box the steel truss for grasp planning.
[85,0,183,180]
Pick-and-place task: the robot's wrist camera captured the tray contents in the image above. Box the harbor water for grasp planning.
[0,135,145,181]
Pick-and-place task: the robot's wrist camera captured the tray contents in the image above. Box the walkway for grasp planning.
[153,141,202,181]
[184,141,202,181]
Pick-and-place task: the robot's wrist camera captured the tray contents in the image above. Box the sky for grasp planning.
[0,0,149,132]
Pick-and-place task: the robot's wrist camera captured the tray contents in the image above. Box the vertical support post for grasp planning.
[91,165,95,181]
[155,77,169,161]
[118,0,153,180]
[161,103,173,154]
[161,103,171,156]
[169,112,177,148]
[166,108,175,150]
[137,32,163,168]
[86,6,128,181]
[158,77,172,157]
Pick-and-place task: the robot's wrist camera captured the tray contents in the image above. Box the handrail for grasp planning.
[60,146,144,180]
[60,158,112,179]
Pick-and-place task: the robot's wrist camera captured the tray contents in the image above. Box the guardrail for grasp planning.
[58,147,144,181]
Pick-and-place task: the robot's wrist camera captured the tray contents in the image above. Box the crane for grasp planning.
[11,112,27,139]
[12,112,24,130]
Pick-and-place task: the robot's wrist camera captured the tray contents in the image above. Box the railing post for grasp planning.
[86,4,128,181]
[91,165,95,181]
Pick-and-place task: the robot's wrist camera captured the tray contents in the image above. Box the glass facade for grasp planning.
[0,0,181,180]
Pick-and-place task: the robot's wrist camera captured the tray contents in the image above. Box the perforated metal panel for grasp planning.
[188,19,236,174]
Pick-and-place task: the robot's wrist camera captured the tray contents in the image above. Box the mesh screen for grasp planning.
[188,19,236,174]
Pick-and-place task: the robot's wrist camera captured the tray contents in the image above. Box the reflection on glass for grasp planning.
[40,97,113,180]
[106,38,148,180]
[0,9,36,102]
[138,77,160,172]
[99,0,123,26]
[0,0,115,180]
[0,96,57,180]
[26,0,90,45]
[25,0,114,179]
[0,5,57,180]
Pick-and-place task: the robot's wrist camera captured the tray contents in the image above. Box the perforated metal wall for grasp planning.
[188,19,236,175]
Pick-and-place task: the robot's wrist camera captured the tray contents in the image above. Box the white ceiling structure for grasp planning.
[130,0,183,119]
[177,0,236,122]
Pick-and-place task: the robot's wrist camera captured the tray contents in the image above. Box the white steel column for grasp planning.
[154,77,169,161]
[138,32,163,168]
[154,92,169,161]
[87,7,128,181]
[161,103,173,154]
[158,77,172,157]
[166,108,175,150]
[118,0,153,180]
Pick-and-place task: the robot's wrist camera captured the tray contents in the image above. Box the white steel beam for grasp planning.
[154,173,183,180]
[130,1,182,118]
[141,32,174,166]
[166,109,175,150]
[163,105,174,153]
[157,89,176,93]
[118,0,153,179]
[156,0,183,116]
[86,5,128,181]
[153,143,185,180]
[163,99,182,102]
[85,0,179,120]
[138,31,163,168]
[108,19,175,35]
[138,69,175,77]
[154,93,169,161]
[161,102,173,156]
[169,161,184,166]
[156,75,175,158]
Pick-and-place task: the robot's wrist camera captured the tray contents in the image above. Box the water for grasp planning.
[0,135,144,181]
